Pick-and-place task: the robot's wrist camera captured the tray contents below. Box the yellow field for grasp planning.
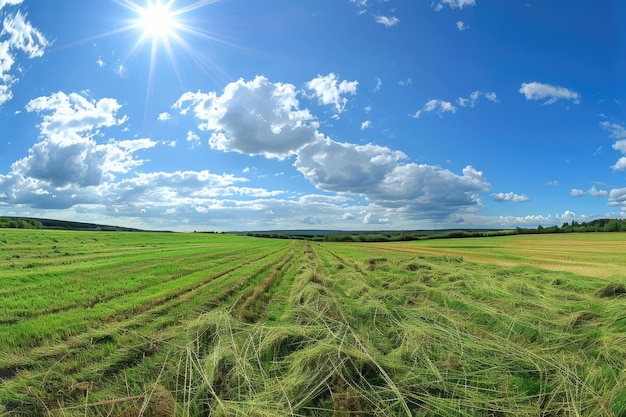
[364,232,626,278]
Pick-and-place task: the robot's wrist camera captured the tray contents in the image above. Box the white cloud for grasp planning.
[612,157,626,171]
[413,99,456,118]
[363,212,389,224]
[612,139,626,153]
[518,82,580,105]
[375,15,399,27]
[295,137,490,220]
[457,90,497,107]
[484,92,498,102]
[306,73,358,113]
[587,186,607,197]
[174,75,492,223]
[173,76,320,159]
[25,91,126,136]
[5,92,153,188]
[0,7,49,106]
[608,188,626,207]
[434,0,476,11]
[570,189,585,197]
[186,130,200,144]
[361,120,372,130]
[0,0,24,9]
[547,180,559,186]
[456,21,468,31]
[373,77,382,92]
[295,138,406,194]
[600,121,626,139]
[600,121,626,170]
[158,112,171,121]
[492,192,530,202]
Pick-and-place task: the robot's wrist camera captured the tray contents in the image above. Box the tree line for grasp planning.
[0,216,141,231]
[517,218,626,234]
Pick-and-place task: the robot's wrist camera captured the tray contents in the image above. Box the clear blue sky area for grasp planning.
[0,0,624,231]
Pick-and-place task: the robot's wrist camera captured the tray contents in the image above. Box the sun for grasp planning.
[103,0,225,120]
[137,0,178,41]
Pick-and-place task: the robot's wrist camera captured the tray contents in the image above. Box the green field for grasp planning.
[1,230,625,416]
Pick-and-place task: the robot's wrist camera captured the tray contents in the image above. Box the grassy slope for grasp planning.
[0,230,624,416]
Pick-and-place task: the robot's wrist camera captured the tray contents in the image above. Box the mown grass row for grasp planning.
[1,231,625,416]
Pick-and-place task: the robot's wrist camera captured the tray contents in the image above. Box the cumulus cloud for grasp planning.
[587,186,607,197]
[306,73,358,113]
[9,92,151,188]
[295,137,490,219]
[492,192,530,202]
[570,189,585,197]
[608,188,626,207]
[413,99,456,118]
[0,164,279,213]
[456,21,468,31]
[25,91,126,136]
[173,76,320,159]
[174,75,492,223]
[295,138,405,194]
[518,82,580,105]
[158,112,171,121]
[434,0,476,11]
[363,212,389,224]
[361,120,372,130]
[186,130,200,144]
[0,90,167,214]
[611,158,626,171]
[0,6,49,106]
[375,15,399,27]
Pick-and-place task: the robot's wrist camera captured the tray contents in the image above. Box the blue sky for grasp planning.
[0,0,624,231]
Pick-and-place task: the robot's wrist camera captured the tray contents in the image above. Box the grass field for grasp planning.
[366,233,626,278]
[0,230,625,416]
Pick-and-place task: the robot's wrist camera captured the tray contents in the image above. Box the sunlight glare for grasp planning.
[138,0,177,41]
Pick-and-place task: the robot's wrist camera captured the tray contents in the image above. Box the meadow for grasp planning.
[0,230,624,416]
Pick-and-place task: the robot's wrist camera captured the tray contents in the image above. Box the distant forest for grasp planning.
[0,216,141,232]
[247,218,626,242]
[2,216,626,238]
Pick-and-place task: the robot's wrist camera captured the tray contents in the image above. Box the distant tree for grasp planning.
[604,219,619,232]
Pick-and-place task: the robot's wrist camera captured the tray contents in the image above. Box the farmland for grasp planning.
[0,230,625,416]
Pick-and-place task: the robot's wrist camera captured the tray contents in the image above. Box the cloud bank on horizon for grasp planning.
[0,0,623,231]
